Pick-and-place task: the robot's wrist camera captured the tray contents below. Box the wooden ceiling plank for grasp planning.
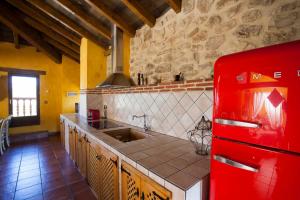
[28,0,108,49]
[56,0,111,40]
[7,0,81,45]
[165,0,182,13]
[44,36,79,63]
[23,17,80,54]
[122,0,156,27]
[86,0,136,36]
[0,2,62,63]
[13,31,20,49]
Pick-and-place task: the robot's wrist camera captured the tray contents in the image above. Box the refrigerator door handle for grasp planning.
[215,118,260,128]
[214,155,259,172]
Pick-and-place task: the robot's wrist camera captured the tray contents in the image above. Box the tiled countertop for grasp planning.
[61,113,210,191]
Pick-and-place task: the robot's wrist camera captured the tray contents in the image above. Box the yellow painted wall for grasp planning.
[61,57,80,113]
[80,38,107,89]
[0,43,80,135]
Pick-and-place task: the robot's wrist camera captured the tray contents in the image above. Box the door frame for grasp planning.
[8,72,40,127]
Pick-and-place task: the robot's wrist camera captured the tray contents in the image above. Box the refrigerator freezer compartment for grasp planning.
[210,137,300,200]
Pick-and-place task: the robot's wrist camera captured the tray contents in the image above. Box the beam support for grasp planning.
[44,36,79,63]
[121,0,155,27]
[86,0,136,36]
[23,16,80,54]
[56,0,111,40]
[165,0,182,13]
[0,2,61,63]
[13,32,20,49]
[7,0,81,45]
[29,0,108,49]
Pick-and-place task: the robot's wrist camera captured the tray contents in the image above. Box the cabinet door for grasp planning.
[74,129,80,165]
[98,145,119,200]
[141,178,172,200]
[68,126,75,160]
[77,134,87,177]
[121,162,141,200]
[87,139,101,198]
[60,119,65,147]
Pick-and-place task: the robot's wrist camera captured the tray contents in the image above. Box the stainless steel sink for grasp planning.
[103,128,147,143]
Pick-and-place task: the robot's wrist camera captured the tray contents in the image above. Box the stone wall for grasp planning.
[130,0,300,84]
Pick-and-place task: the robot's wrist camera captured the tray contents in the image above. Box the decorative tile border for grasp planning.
[80,79,213,94]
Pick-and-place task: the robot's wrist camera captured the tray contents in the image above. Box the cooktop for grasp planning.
[88,120,122,130]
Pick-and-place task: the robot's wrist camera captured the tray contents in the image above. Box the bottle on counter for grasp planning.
[137,73,141,85]
[103,105,108,119]
[141,74,144,85]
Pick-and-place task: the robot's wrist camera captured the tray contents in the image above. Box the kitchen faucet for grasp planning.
[132,114,150,132]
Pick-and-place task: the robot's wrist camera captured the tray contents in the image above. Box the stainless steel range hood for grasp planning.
[97,25,135,88]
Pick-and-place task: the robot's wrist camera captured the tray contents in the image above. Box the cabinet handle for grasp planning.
[96,155,101,160]
[110,158,118,167]
[213,155,259,172]
[141,192,145,200]
[215,118,260,128]
[136,188,139,196]
[153,191,168,200]
[121,166,131,176]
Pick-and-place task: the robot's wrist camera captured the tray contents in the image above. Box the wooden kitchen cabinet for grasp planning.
[60,119,65,147]
[122,162,172,200]
[76,132,87,177]
[141,177,171,200]
[68,126,77,161]
[121,162,141,200]
[87,138,119,200]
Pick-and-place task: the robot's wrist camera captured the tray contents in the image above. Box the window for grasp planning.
[9,73,40,127]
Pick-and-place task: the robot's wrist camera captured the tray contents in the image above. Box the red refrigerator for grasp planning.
[210,40,300,200]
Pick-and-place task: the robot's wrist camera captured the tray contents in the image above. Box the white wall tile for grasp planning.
[85,89,213,142]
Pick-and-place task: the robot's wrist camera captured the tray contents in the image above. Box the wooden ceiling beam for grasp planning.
[0,2,62,63]
[28,0,108,49]
[165,0,182,13]
[56,0,111,40]
[86,0,136,36]
[6,0,81,45]
[12,31,20,49]
[23,16,80,54]
[121,0,156,27]
[44,36,79,63]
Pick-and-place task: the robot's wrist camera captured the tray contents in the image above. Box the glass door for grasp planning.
[8,73,40,126]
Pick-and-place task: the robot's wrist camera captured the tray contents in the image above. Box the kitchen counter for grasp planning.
[61,113,210,191]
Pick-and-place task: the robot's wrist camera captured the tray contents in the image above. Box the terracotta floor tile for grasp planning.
[63,171,84,184]
[41,171,64,183]
[0,166,19,178]
[16,176,42,190]
[0,173,19,185]
[19,164,40,172]
[42,177,66,193]
[0,136,97,200]
[0,191,14,200]
[69,180,90,195]
[0,181,17,193]
[14,184,42,200]
[25,194,44,200]
[18,169,41,180]
[73,188,97,200]
[0,161,20,170]
[43,186,71,200]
